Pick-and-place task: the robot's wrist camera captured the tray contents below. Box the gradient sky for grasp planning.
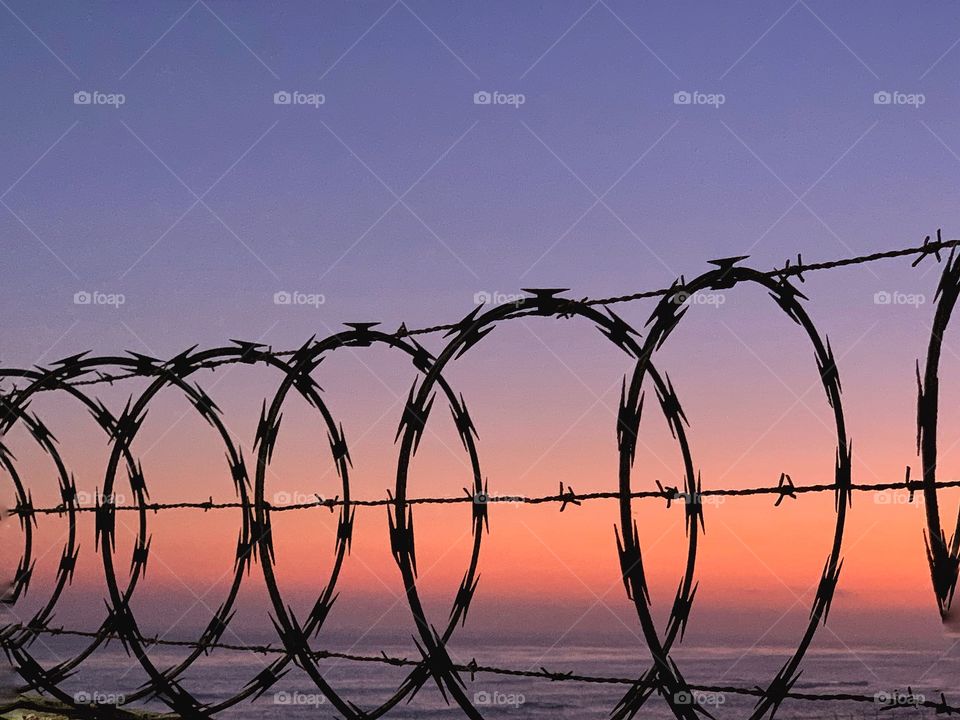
[5,0,960,695]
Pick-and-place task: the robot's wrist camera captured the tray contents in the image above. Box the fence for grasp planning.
[2,230,960,719]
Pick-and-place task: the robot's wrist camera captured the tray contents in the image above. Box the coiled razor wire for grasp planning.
[1,230,960,719]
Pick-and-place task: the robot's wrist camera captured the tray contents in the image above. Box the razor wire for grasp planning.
[2,230,960,719]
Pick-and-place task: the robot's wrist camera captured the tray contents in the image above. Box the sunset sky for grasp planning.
[5,0,960,682]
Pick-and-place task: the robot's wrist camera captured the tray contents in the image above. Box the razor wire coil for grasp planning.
[2,230,960,719]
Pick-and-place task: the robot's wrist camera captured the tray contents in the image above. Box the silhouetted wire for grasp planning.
[7,474,952,516]
[0,231,952,394]
[3,625,956,714]
[2,231,958,719]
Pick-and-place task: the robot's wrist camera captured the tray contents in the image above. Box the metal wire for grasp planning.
[2,229,959,720]
[7,472,953,516]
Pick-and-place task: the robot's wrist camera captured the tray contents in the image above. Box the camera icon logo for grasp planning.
[873,90,892,105]
[74,91,92,105]
[473,91,492,105]
[273,290,292,305]
[473,290,492,305]
[274,91,292,105]
[474,691,492,705]
[673,90,692,105]
[74,291,92,305]
[873,291,892,305]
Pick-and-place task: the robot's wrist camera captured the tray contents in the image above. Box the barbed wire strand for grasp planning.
[4,625,955,713]
[1,232,953,394]
[7,473,947,517]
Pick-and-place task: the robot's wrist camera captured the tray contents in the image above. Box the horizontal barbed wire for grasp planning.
[6,471,945,517]
[5,625,957,714]
[0,231,953,395]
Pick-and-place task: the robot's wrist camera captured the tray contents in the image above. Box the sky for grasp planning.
[5,0,960,698]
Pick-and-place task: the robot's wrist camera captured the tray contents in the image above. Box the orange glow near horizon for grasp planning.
[6,296,960,639]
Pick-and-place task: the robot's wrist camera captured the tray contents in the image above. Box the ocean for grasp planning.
[10,637,960,718]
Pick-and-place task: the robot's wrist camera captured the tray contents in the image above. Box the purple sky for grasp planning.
[1,1,959,362]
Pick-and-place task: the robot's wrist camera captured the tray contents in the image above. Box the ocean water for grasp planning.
[10,638,960,718]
